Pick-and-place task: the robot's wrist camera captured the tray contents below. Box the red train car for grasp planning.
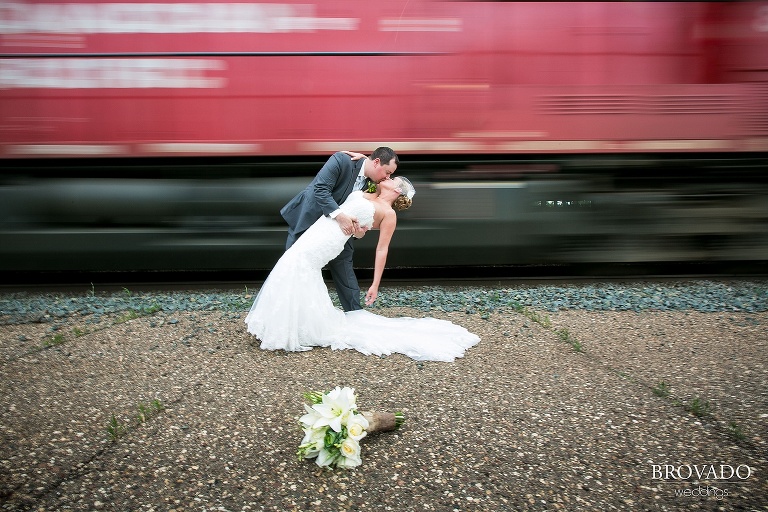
[1,1,767,273]
[1,1,766,158]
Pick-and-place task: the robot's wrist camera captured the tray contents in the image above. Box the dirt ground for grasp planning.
[1,305,767,511]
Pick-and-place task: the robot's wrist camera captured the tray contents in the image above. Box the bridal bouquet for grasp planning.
[297,386,405,469]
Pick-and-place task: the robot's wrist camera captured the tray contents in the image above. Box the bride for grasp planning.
[245,175,480,362]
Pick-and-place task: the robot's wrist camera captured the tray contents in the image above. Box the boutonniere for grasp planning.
[365,179,377,193]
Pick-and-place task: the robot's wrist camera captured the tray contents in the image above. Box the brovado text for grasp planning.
[652,464,753,481]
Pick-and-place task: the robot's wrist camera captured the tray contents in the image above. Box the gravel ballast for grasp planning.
[1,280,766,511]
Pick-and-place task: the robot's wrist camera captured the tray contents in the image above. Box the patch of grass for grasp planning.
[653,381,671,398]
[115,309,140,324]
[687,397,711,417]
[727,421,745,441]
[143,303,162,315]
[137,399,165,423]
[109,399,166,442]
[513,305,586,351]
[115,303,162,324]
[14,295,164,361]
[107,414,127,441]
[521,307,551,328]
[137,403,150,424]
[72,327,88,337]
[44,333,65,348]
[555,328,583,352]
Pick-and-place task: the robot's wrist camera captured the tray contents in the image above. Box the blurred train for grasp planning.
[1,1,767,273]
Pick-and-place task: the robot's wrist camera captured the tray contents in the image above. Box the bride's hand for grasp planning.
[364,285,378,306]
[342,150,367,161]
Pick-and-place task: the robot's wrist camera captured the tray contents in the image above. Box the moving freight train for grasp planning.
[1,1,767,272]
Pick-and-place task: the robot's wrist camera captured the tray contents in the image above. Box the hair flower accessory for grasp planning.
[397,177,416,199]
[297,386,405,469]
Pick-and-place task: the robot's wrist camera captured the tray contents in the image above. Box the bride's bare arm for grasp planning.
[364,210,397,306]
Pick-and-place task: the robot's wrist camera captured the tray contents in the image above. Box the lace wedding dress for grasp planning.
[245,191,480,362]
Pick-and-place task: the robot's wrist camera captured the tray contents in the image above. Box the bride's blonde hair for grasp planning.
[393,195,412,212]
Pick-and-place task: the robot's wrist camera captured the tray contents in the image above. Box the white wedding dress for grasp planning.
[245,191,480,362]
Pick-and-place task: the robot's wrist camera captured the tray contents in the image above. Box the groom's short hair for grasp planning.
[371,147,399,166]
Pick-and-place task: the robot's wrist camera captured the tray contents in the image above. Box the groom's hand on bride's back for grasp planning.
[335,212,358,236]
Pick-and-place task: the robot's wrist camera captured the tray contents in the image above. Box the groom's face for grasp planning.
[370,158,397,183]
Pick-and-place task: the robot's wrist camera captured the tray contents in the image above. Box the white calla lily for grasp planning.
[311,386,357,432]
[315,448,338,468]
[298,404,322,428]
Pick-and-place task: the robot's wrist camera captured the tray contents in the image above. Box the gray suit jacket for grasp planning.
[280,152,364,242]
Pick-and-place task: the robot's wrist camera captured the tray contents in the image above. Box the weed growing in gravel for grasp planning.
[143,303,161,315]
[115,304,162,324]
[71,326,89,337]
[137,399,165,423]
[555,328,583,352]
[115,310,140,324]
[727,421,746,441]
[520,307,551,328]
[11,298,165,362]
[137,403,150,424]
[687,397,711,417]
[653,381,671,397]
[108,399,166,442]
[107,414,127,441]
[44,333,65,347]
[512,305,585,352]
[116,304,161,324]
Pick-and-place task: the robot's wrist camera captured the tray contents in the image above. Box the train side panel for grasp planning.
[2,1,766,157]
[1,1,767,272]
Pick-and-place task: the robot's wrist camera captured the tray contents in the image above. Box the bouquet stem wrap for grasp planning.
[360,411,405,433]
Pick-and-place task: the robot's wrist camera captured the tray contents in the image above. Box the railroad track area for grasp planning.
[1,279,766,510]
[2,260,768,293]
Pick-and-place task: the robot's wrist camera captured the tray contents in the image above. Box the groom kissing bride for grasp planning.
[245,148,479,362]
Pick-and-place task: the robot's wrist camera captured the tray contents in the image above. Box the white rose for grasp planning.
[339,437,362,467]
[346,415,368,441]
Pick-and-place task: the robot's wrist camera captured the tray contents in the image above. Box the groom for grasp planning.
[280,147,399,311]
